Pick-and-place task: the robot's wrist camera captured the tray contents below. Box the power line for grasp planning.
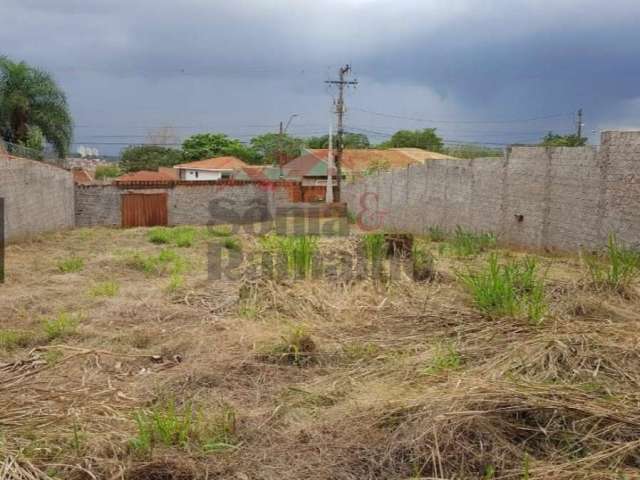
[350,107,574,125]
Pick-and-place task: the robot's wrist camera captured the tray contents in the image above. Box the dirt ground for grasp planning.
[1,225,640,480]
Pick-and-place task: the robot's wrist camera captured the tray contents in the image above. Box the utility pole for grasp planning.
[325,65,358,202]
[576,109,583,138]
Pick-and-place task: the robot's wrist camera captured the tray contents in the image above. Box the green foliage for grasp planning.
[181,132,259,164]
[379,128,444,152]
[584,233,640,292]
[119,145,183,173]
[362,233,386,264]
[42,312,81,340]
[541,131,587,147]
[0,56,73,157]
[259,234,318,278]
[458,253,547,323]
[131,399,236,455]
[444,144,503,159]
[424,342,461,374]
[0,329,34,351]
[89,281,119,298]
[148,227,196,247]
[57,256,84,273]
[126,249,187,275]
[23,125,44,155]
[449,227,496,257]
[250,132,304,165]
[94,164,120,180]
[305,132,370,149]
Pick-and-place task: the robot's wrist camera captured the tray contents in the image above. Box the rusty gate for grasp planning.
[121,193,168,227]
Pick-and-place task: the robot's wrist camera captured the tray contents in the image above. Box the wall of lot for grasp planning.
[343,131,640,250]
[75,181,294,227]
[0,155,74,241]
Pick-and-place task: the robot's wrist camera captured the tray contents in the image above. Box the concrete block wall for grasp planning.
[0,155,74,241]
[75,185,122,227]
[169,183,285,225]
[343,131,640,251]
[75,182,293,228]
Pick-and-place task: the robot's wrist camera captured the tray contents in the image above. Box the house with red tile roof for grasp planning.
[115,170,176,183]
[173,156,249,181]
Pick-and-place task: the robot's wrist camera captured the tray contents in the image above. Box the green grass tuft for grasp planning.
[362,232,386,264]
[424,341,461,375]
[426,226,447,242]
[449,226,496,257]
[126,249,187,275]
[458,253,547,323]
[57,256,84,273]
[259,234,318,278]
[223,237,241,251]
[89,280,119,298]
[584,233,640,292]
[0,329,35,351]
[42,312,81,341]
[148,226,196,247]
[205,226,233,237]
[130,399,236,455]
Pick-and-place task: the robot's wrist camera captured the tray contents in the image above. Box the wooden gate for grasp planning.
[121,193,168,227]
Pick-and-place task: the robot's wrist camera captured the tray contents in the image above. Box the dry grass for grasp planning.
[1,225,639,479]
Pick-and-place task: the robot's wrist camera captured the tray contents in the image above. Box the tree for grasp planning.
[94,164,121,180]
[0,56,72,158]
[305,132,370,149]
[444,144,503,159]
[182,133,239,161]
[380,128,444,152]
[250,133,304,165]
[540,131,587,147]
[119,145,184,173]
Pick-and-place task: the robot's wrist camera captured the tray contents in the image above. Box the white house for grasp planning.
[173,156,249,181]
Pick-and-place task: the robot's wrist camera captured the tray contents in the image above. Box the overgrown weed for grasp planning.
[458,253,547,323]
[584,233,640,293]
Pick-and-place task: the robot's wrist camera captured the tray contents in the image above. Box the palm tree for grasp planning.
[0,56,72,158]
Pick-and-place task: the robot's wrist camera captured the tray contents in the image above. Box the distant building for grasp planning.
[173,156,249,181]
[282,148,455,201]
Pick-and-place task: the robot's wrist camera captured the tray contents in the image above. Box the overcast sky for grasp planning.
[2,0,640,155]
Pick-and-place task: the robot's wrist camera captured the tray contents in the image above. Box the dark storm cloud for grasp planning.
[1,0,639,151]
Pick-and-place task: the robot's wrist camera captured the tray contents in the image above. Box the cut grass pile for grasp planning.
[458,253,547,323]
[2,226,640,480]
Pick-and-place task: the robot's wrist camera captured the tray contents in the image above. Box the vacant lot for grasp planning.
[1,225,639,479]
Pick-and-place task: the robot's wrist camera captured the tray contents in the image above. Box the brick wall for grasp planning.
[0,155,74,241]
[343,131,640,250]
